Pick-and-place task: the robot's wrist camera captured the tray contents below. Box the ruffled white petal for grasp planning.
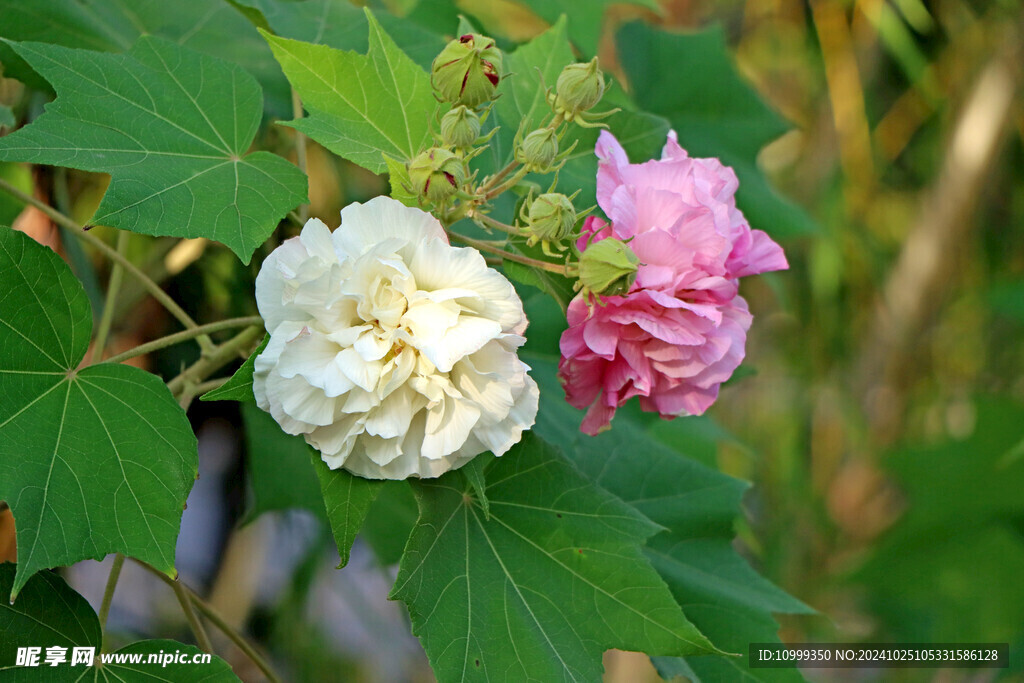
[253,199,539,480]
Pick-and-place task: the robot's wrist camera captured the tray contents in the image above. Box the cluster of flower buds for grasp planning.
[410,32,634,303]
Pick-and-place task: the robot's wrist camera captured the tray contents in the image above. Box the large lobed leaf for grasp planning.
[527,347,811,682]
[263,9,435,174]
[0,37,307,263]
[0,0,289,113]
[0,227,197,598]
[391,433,717,682]
[0,563,239,681]
[617,21,817,239]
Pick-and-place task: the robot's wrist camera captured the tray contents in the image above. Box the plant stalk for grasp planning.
[97,553,125,651]
[101,317,263,366]
[90,231,129,363]
[448,231,569,275]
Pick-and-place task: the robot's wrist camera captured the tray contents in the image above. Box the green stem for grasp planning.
[133,560,282,683]
[167,325,263,395]
[483,166,530,200]
[478,160,520,195]
[448,231,569,275]
[91,231,129,363]
[98,553,125,651]
[0,177,214,353]
[170,579,214,653]
[291,88,310,224]
[101,317,263,366]
[474,213,521,236]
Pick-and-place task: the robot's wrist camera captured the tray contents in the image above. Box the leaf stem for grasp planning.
[98,553,125,651]
[0,177,214,353]
[170,579,215,653]
[101,317,263,366]
[167,325,263,407]
[291,88,310,224]
[483,166,530,200]
[133,559,282,683]
[448,231,569,275]
[478,160,520,194]
[91,231,129,363]
[474,213,522,236]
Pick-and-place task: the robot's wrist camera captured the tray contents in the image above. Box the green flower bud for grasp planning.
[554,57,605,117]
[578,238,638,297]
[408,147,465,202]
[516,128,559,172]
[526,193,575,243]
[431,34,502,109]
[440,105,481,149]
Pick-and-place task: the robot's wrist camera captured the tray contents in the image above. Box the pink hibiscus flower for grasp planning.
[559,130,788,435]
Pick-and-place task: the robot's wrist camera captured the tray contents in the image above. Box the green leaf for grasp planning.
[527,354,810,681]
[617,21,817,238]
[384,154,420,208]
[240,403,323,522]
[201,336,268,403]
[0,227,197,598]
[237,0,447,71]
[264,9,436,174]
[516,0,661,57]
[460,453,493,520]
[0,563,240,681]
[361,481,419,566]
[0,0,289,115]
[391,434,717,681]
[312,452,385,568]
[0,37,307,263]
[0,105,13,128]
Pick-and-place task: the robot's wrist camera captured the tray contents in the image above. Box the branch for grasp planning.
[101,317,263,366]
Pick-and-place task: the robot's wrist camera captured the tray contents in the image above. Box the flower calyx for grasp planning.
[408,147,465,202]
[576,237,639,302]
[431,33,503,109]
[520,191,577,256]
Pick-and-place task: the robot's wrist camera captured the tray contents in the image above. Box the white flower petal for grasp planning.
[334,196,446,258]
[253,197,539,480]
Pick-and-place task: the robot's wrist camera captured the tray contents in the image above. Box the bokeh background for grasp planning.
[1,0,1022,681]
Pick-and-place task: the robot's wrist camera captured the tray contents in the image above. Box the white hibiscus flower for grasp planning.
[253,196,539,479]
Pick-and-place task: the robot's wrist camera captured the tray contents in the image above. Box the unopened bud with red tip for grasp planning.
[516,128,559,172]
[578,238,638,297]
[440,105,481,149]
[408,147,465,202]
[431,34,502,109]
[525,193,575,244]
[553,57,605,118]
